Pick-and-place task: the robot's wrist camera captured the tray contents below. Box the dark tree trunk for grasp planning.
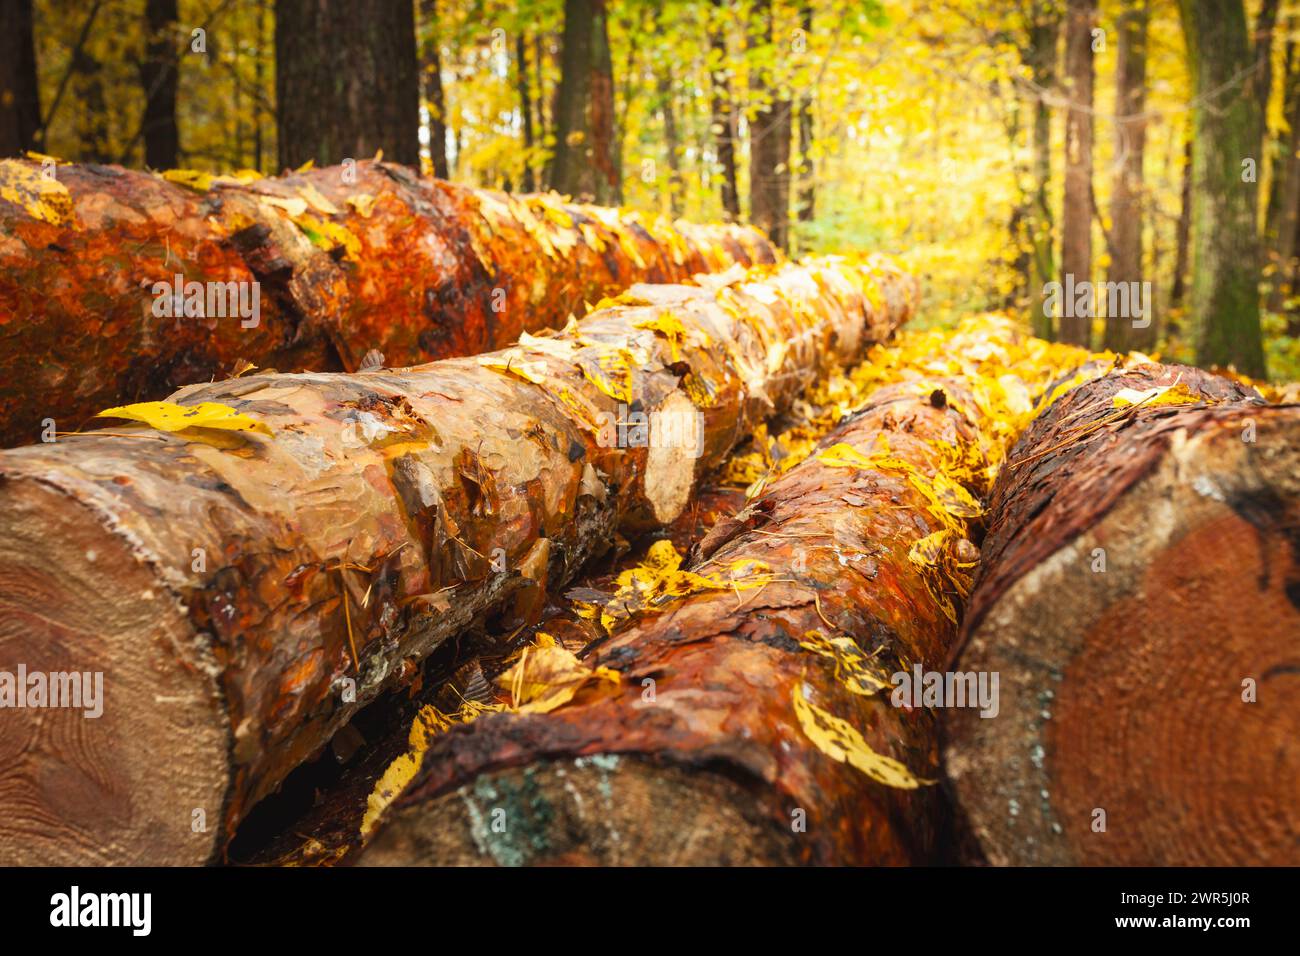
[1104,0,1150,352]
[1267,42,1300,311]
[140,0,181,170]
[276,0,420,169]
[550,0,620,203]
[1170,135,1193,310]
[516,34,536,192]
[0,0,41,156]
[1178,0,1266,376]
[418,0,449,179]
[1059,0,1096,347]
[71,48,111,163]
[709,0,740,220]
[1026,5,1059,340]
[795,3,815,227]
[748,0,791,251]
[658,64,682,216]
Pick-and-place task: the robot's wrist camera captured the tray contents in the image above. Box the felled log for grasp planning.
[944,365,1300,865]
[357,316,1093,866]
[0,255,914,866]
[0,156,775,447]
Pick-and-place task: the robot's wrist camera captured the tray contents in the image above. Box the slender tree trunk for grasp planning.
[254,0,269,172]
[71,48,111,163]
[748,0,792,251]
[1268,42,1300,310]
[516,34,536,192]
[1178,0,1266,376]
[1170,135,1193,310]
[276,0,420,169]
[1059,0,1096,346]
[658,64,682,217]
[709,0,740,220]
[0,0,41,156]
[1027,6,1060,340]
[550,0,620,203]
[795,3,815,228]
[1104,0,1150,351]
[418,0,449,179]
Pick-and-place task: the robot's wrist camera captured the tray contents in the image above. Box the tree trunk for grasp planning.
[356,316,1085,866]
[1268,42,1300,311]
[1170,135,1193,310]
[1179,0,1266,376]
[419,0,449,180]
[1059,0,1096,346]
[0,157,777,448]
[1103,0,1149,352]
[709,0,740,221]
[1026,6,1059,340]
[795,3,815,228]
[946,364,1299,865]
[140,0,181,170]
[516,34,536,192]
[276,0,420,169]
[550,0,619,203]
[658,64,682,217]
[0,256,916,865]
[0,0,41,157]
[748,0,792,252]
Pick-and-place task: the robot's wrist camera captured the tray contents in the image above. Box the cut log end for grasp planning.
[357,755,799,866]
[946,410,1300,865]
[643,391,701,526]
[0,476,228,865]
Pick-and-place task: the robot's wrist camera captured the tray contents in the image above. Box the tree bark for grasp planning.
[1104,0,1149,352]
[0,256,915,865]
[516,34,536,192]
[0,157,777,448]
[946,365,1299,865]
[419,0,449,180]
[1178,0,1266,376]
[0,0,41,157]
[1268,41,1300,311]
[1170,135,1193,310]
[1026,5,1059,340]
[276,0,420,169]
[550,0,619,203]
[709,0,740,221]
[140,0,181,171]
[748,0,791,252]
[658,62,682,218]
[795,3,815,228]
[357,316,1082,866]
[1059,0,1096,346]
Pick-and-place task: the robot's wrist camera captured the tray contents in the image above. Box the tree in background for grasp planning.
[1178,0,1265,377]
[708,0,740,221]
[748,0,791,252]
[1058,0,1095,346]
[1104,0,1150,352]
[140,0,180,170]
[1024,2,1060,341]
[550,0,620,203]
[419,0,450,179]
[0,0,42,156]
[275,0,419,169]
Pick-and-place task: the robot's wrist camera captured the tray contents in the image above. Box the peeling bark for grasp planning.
[358,318,1088,866]
[0,157,776,447]
[946,365,1300,865]
[0,255,914,865]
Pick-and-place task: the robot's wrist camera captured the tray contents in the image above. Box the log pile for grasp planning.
[355,316,1098,865]
[0,254,915,865]
[944,365,1300,865]
[0,156,774,446]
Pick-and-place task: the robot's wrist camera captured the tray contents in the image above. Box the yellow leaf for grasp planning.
[497,643,620,714]
[792,684,932,789]
[96,401,274,437]
[1112,382,1205,409]
[0,160,73,226]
